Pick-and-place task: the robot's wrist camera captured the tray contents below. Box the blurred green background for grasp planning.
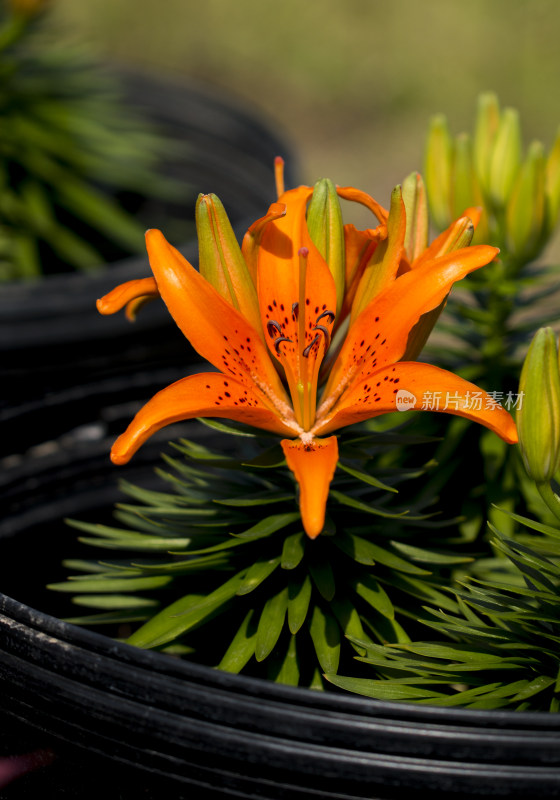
[50,0,560,221]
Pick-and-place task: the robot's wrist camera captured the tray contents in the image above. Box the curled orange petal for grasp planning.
[281,436,339,539]
[97,277,158,317]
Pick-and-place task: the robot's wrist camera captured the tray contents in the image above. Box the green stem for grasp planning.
[536,481,560,523]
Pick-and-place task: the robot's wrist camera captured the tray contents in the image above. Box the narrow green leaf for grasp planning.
[344,537,430,575]
[281,532,306,570]
[273,635,300,686]
[127,572,246,649]
[237,557,281,595]
[337,462,397,493]
[330,490,410,519]
[48,576,172,593]
[309,605,341,674]
[215,494,292,507]
[255,586,289,661]
[288,574,312,634]
[330,597,373,649]
[197,417,260,437]
[71,595,160,610]
[64,609,154,626]
[232,512,300,539]
[390,541,473,565]
[325,675,445,701]
[350,574,394,619]
[218,609,258,673]
[309,554,336,601]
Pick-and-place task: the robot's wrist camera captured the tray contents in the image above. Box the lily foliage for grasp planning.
[327,505,560,711]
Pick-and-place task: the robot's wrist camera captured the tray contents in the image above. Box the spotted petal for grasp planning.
[314,362,518,443]
[111,372,300,465]
[319,244,499,416]
[145,229,293,422]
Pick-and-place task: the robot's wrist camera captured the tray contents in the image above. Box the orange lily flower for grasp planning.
[97,166,517,539]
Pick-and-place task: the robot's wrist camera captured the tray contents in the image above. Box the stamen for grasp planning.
[274,335,293,354]
[316,309,335,325]
[292,301,299,321]
[312,324,331,351]
[274,157,285,199]
[267,319,283,338]
[303,334,320,358]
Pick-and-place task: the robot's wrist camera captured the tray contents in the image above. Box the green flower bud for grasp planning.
[506,140,546,262]
[545,126,560,235]
[402,172,428,263]
[473,92,500,196]
[488,108,522,211]
[195,193,262,335]
[451,133,477,219]
[424,114,453,231]
[307,178,345,315]
[517,327,560,483]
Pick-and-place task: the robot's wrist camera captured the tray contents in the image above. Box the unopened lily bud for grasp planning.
[506,140,546,262]
[517,327,560,483]
[402,172,428,263]
[473,92,500,195]
[451,133,477,219]
[424,114,453,230]
[488,108,522,211]
[195,193,262,335]
[545,126,560,234]
[307,178,345,315]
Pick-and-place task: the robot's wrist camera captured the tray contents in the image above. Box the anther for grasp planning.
[302,334,320,357]
[267,319,283,338]
[312,324,331,351]
[292,301,299,320]
[316,309,335,325]
[274,335,293,354]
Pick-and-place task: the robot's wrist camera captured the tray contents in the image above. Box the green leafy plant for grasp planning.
[0,2,181,280]
[49,419,476,688]
[327,507,560,711]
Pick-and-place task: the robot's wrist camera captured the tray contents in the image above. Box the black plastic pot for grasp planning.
[2,429,560,800]
[0,71,298,459]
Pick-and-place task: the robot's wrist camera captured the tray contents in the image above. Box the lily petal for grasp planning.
[241,201,287,283]
[112,372,300,465]
[145,229,293,422]
[336,186,388,225]
[314,362,518,443]
[339,224,385,323]
[320,244,499,414]
[97,277,158,319]
[281,436,339,539]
